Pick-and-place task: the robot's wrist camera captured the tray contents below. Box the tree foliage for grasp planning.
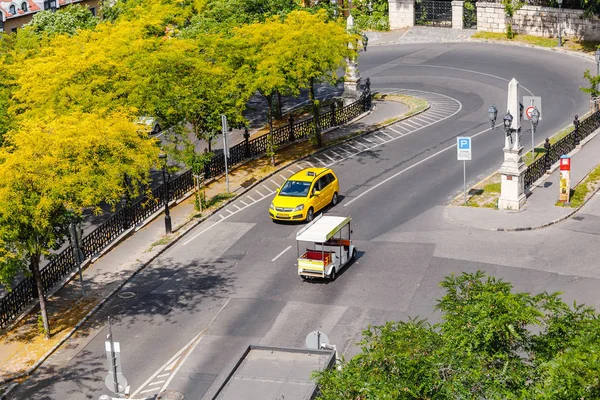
[316,271,600,399]
[26,4,97,37]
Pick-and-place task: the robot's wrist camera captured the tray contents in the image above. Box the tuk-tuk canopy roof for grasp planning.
[296,216,351,243]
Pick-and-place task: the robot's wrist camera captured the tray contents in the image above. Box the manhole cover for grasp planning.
[118,291,136,299]
[157,390,185,400]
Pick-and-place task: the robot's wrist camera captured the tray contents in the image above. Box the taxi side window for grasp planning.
[314,177,324,193]
[325,173,334,186]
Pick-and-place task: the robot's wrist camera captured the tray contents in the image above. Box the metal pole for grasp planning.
[108,317,119,395]
[531,122,535,160]
[162,167,172,235]
[558,5,562,47]
[69,222,85,297]
[222,115,230,193]
[463,160,467,204]
[596,61,599,110]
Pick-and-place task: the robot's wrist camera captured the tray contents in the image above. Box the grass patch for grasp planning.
[375,93,429,114]
[472,31,600,53]
[203,192,236,209]
[453,173,501,208]
[565,164,600,208]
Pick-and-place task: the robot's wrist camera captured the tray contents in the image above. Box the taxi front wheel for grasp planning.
[306,207,314,222]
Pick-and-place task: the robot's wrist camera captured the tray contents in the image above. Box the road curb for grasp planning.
[0,97,426,396]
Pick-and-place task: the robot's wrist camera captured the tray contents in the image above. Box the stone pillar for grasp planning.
[498,78,527,211]
[343,13,362,106]
[389,0,414,29]
[452,1,464,29]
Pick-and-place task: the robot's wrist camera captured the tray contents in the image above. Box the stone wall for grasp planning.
[477,1,600,41]
[389,0,414,29]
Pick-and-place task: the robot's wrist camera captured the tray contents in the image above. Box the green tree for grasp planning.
[315,271,600,399]
[26,4,97,36]
[0,111,158,338]
[277,10,354,147]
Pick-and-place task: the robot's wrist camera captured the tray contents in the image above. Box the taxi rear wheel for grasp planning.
[306,207,314,222]
[331,192,338,206]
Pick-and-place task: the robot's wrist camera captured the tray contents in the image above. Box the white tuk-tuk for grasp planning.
[296,215,356,281]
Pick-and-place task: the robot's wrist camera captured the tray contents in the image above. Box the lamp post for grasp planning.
[68,213,85,297]
[530,107,540,159]
[503,111,514,144]
[159,153,172,235]
[557,0,563,47]
[573,114,580,146]
[488,105,498,130]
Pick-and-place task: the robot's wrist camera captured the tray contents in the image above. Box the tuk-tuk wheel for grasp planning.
[351,249,357,260]
[330,268,336,281]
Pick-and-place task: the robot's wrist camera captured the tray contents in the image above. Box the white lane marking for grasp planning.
[394,124,411,132]
[415,114,439,123]
[323,153,336,162]
[157,373,170,378]
[219,214,225,219]
[373,134,387,142]
[287,169,296,174]
[247,195,257,202]
[402,119,421,129]
[233,204,242,211]
[410,64,535,96]
[240,200,249,206]
[263,184,272,192]
[255,189,265,197]
[413,116,434,124]
[344,126,492,207]
[279,174,288,181]
[364,138,375,144]
[425,111,451,118]
[380,131,394,139]
[313,156,327,165]
[271,245,292,262]
[227,209,234,215]
[158,299,231,394]
[140,388,159,395]
[184,88,462,244]
[354,140,370,148]
[387,127,402,135]
[305,161,315,168]
[270,179,281,187]
[148,380,165,386]
[346,143,361,151]
[293,164,305,170]
[330,149,346,158]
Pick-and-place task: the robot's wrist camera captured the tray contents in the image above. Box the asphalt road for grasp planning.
[11,42,599,400]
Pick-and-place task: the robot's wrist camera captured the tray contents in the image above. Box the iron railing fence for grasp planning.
[0,92,372,329]
[415,0,453,27]
[524,110,600,189]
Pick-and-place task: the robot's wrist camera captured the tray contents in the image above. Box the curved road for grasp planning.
[12,42,596,400]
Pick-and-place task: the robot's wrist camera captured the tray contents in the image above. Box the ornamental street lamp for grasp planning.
[557,0,563,47]
[530,107,540,159]
[503,111,514,144]
[488,105,498,130]
[159,153,172,235]
[573,114,580,146]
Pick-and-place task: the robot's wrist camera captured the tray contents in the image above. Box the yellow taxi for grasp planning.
[269,168,339,222]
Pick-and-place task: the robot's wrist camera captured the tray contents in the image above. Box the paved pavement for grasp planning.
[366,26,476,46]
[446,127,600,231]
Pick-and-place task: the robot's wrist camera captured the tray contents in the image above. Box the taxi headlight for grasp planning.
[293,204,304,212]
[270,203,275,210]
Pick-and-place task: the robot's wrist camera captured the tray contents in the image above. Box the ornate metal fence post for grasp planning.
[544,138,552,172]
[331,102,337,126]
[243,127,251,158]
[573,115,580,146]
[288,115,295,142]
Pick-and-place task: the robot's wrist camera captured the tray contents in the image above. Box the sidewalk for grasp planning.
[366,26,476,46]
[0,97,408,392]
[446,130,600,231]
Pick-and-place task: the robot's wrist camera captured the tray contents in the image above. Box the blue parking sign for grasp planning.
[457,137,471,160]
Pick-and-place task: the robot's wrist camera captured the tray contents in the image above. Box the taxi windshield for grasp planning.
[279,180,311,197]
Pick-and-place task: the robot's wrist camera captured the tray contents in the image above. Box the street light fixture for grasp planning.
[530,107,540,159]
[488,105,498,129]
[557,0,563,47]
[503,111,514,144]
[159,153,172,235]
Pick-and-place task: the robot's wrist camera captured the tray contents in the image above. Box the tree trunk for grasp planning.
[276,91,283,119]
[266,94,275,166]
[30,256,50,339]
[309,78,322,148]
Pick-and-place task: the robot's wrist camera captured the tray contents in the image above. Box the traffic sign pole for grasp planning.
[221,115,230,193]
[457,137,472,205]
[463,160,467,204]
